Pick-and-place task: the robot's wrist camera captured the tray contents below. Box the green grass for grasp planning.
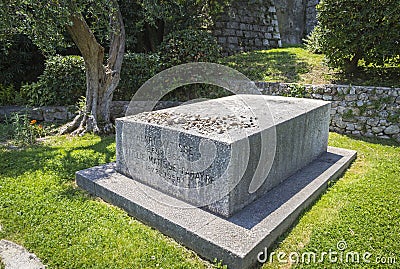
[219,46,400,88]
[262,133,400,268]
[0,134,211,268]
[0,132,399,268]
[219,46,331,85]
[0,123,13,142]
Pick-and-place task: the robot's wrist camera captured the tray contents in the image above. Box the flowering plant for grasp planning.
[9,112,48,146]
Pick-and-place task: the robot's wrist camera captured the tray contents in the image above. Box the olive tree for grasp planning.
[312,0,400,73]
[0,0,125,135]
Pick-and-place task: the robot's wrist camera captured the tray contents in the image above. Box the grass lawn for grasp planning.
[0,134,211,268]
[0,131,399,268]
[219,46,400,88]
[262,133,400,268]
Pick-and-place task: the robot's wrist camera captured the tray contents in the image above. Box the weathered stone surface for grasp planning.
[3,82,399,142]
[0,240,45,269]
[346,123,355,131]
[385,125,400,135]
[0,105,74,123]
[0,101,181,124]
[213,0,281,55]
[367,118,380,127]
[256,82,400,141]
[345,94,358,101]
[29,108,44,121]
[76,147,356,269]
[275,0,308,44]
[116,95,330,217]
[0,106,28,122]
[228,36,239,44]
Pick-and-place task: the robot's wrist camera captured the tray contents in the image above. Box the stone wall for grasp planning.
[4,83,398,142]
[0,101,182,123]
[213,0,281,55]
[0,106,76,122]
[305,0,319,35]
[256,82,400,142]
[274,0,319,44]
[274,0,305,44]
[214,0,319,49]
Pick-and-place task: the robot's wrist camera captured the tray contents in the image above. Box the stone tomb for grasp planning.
[116,95,330,217]
[77,94,356,269]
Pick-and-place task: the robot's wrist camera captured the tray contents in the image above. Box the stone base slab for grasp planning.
[76,146,356,269]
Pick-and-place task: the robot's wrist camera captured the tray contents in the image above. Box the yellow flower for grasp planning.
[30,119,37,125]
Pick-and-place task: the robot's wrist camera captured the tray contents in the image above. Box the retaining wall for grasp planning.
[214,0,320,52]
[256,82,400,142]
[2,83,399,142]
[0,101,180,123]
[213,0,281,55]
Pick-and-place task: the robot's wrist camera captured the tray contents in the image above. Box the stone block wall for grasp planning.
[256,82,400,142]
[213,0,281,55]
[214,0,320,50]
[305,0,319,35]
[274,0,305,44]
[274,0,320,44]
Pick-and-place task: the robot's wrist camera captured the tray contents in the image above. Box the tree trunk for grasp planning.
[60,1,125,135]
[144,19,165,52]
[344,52,361,74]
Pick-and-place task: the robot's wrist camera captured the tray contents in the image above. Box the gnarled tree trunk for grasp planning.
[344,51,361,74]
[61,2,125,135]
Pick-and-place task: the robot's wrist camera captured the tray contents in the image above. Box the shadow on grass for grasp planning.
[256,172,350,269]
[220,49,310,82]
[340,133,400,147]
[0,135,115,181]
[58,183,91,202]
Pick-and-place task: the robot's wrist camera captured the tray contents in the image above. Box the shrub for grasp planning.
[0,84,14,105]
[0,34,45,89]
[20,53,163,104]
[0,84,24,106]
[157,29,225,101]
[21,55,86,106]
[158,29,221,68]
[303,26,323,54]
[114,53,161,100]
[311,0,400,73]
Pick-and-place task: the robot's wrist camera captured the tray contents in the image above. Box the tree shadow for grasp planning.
[220,49,310,83]
[340,133,400,147]
[333,66,400,88]
[0,135,116,181]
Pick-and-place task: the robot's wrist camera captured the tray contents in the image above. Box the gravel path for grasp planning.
[0,240,45,269]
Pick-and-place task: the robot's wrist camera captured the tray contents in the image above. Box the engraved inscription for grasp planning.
[128,125,231,188]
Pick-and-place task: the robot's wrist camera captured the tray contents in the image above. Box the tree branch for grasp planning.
[107,2,126,95]
[66,15,104,61]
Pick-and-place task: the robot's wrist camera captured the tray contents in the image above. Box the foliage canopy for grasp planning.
[310,0,400,72]
[0,0,114,54]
